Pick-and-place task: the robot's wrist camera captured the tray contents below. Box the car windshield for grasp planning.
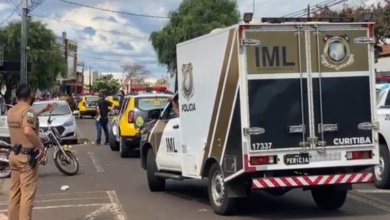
[86,96,99,102]
[32,102,71,116]
[136,96,169,111]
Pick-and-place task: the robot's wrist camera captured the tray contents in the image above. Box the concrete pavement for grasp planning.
[0,119,389,219]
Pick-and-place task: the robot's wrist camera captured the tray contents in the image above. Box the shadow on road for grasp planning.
[163,180,387,219]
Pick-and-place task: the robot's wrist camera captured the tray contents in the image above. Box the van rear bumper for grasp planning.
[251,172,373,189]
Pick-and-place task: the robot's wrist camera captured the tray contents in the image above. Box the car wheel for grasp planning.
[146,149,165,192]
[208,163,237,215]
[311,186,347,210]
[119,137,130,158]
[374,144,390,189]
[109,128,119,151]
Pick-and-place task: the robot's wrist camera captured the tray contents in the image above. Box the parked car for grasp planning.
[0,104,13,143]
[33,100,78,144]
[109,94,171,158]
[76,95,99,118]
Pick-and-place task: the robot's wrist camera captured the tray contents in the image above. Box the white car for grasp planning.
[33,100,78,144]
[0,104,13,142]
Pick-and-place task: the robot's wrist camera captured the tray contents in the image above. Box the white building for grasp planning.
[376,45,390,83]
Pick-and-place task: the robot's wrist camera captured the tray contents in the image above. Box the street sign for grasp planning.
[0,61,32,72]
[0,45,3,67]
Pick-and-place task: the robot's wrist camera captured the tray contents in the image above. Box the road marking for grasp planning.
[0,203,108,212]
[0,196,108,206]
[88,152,104,172]
[356,189,390,193]
[107,191,128,220]
[348,193,390,213]
[84,204,112,220]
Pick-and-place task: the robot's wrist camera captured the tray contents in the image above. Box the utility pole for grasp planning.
[89,66,92,92]
[20,0,28,84]
[307,4,310,18]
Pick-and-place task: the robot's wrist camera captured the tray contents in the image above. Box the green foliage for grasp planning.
[90,74,120,95]
[312,0,390,61]
[0,19,66,101]
[150,0,240,74]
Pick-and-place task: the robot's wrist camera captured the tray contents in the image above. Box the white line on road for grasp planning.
[88,152,104,172]
[107,191,128,220]
[84,204,112,220]
[348,194,390,213]
[0,203,109,212]
[356,189,390,193]
[0,196,108,206]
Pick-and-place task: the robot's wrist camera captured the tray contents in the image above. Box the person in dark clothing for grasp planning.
[96,93,114,145]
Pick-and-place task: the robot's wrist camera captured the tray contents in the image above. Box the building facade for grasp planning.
[57,32,84,94]
[376,45,390,83]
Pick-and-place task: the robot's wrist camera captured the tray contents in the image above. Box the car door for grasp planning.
[155,100,182,172]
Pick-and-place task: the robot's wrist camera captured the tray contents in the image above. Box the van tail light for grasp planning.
[346,150,372,160]
[128,111,134,123]
[362,23,374,38]
[249,155,277,165]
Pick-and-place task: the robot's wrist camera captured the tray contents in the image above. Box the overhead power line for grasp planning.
[30,13,149,36]
[282,0,346,17]
[57,0,169,19]
[0,1,21,26]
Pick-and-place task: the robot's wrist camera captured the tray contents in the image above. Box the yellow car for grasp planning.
[109,93,171,158]
[106,96,120,110]
[77,95,99,118]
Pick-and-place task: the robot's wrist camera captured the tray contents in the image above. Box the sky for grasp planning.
[0,0,384,79]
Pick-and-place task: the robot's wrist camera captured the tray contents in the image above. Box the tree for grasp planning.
[150,0,240,74]
[312,0,390,61]
[90,74,120,95]
[122,63,150,88]
[0,19,66,102]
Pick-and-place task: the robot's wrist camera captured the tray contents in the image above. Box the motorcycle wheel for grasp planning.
[0,152,10,178]
[54,150,79,176]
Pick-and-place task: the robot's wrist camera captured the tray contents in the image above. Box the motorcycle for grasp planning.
[39,109,80,176]
[0,110,80,177]
[0,141,10,178]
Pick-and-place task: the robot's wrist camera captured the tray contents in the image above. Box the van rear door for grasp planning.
[243,25,309,152]
[310,24,375,149]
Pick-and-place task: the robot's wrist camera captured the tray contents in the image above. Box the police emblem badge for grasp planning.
[181,63,194,101]
[321,35,354,71]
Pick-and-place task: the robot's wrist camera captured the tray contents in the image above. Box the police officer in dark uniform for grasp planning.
[7,84,54,220]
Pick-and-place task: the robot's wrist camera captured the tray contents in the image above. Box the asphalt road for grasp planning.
[0,118,390,220]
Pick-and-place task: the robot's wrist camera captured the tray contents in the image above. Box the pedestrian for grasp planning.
[7,83,55,220]
[96,93,114,145]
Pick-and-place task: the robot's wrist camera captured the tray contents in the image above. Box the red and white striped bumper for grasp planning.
[252,172,373,189]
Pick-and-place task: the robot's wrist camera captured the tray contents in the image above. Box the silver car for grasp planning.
[33,100,78,144]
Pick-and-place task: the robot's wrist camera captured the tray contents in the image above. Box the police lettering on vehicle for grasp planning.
[254,46,295,67]
[181,63,196,112]
[166,137,177,153]
[333,137,371,145]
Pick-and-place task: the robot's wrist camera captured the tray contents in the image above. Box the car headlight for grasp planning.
[63,120,74,127]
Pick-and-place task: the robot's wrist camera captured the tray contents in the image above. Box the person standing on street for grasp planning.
[96,93,114,145]
[7,84,56,220]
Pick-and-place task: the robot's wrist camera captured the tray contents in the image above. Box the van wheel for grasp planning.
[208,163,236,215]
[119,137,130,158]
[311,186,347,210]
[374,144,390,189]
[146,149,165,191]
[109,129,119,151]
